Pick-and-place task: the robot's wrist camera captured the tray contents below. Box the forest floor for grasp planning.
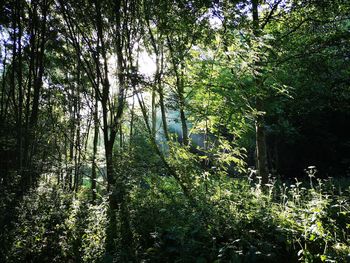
[1,174,350,263]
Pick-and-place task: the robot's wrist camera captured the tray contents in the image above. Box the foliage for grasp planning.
[129,170,350,263]
[3,182,108,263]
[1,0,349,262]
[2,167,350,263]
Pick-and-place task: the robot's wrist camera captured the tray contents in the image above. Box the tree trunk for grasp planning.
[104,142,118,253]
[178,70,188,145]
[255,98,268,184]
[129,93,135,148]
[0,47,8,122]
[156,45,169,141]
[158,86,169,141]
[16,0,23,172]
[151,87,156,137]
[91,93,98,203]
[146,16,169,141]
[25,0,49,187]
[23,3,36,177]
[68,87,75,190]
[167,36,188,145]
[95,0,126,255]
[252,0,269,185]
[134,85,191,199]
[74,57,81,192]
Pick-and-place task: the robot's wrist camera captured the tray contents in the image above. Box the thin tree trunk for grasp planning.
[178,70,188,145]
[252,0,268,185]
[16,0,23,172]
[0,47,8,122]
[134,85,191,198]
[145,14,169,141]
[29,2,47,128]
[11,3,20,171]
[23,3,36,174]
[255,98,268,184]
[95,0,124,254]
[25,0,49,187]
[129,93,135,148]
[157,46,169,141]
[151,87,156,137]
[74,55,82,192]
[64,136,68,188]
[91,91,98,203]
[167,36,188,145]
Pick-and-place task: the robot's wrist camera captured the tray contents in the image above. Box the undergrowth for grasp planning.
[2,172,349,263]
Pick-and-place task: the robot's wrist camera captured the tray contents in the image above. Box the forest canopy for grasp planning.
[0,0,350,262]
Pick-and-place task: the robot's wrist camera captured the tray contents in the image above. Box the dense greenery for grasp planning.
[2,173,350,262]
[0,0,349,262]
